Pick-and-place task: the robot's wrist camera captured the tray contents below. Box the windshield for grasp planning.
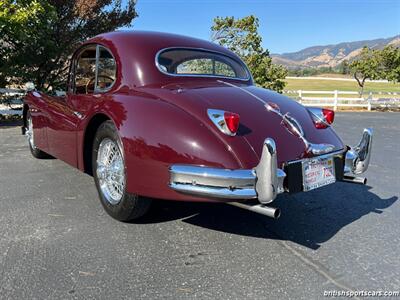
[156,48,250,80]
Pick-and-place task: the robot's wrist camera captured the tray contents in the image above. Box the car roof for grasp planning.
[81,31,252,88]
[86,30,234,55]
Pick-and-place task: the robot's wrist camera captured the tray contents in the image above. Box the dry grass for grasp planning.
[284,78,400,94]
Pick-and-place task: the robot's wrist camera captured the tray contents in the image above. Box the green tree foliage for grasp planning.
[211,15,287,93]
[350,47,382,95]
[0,0,55,87]
[350,45,400,95]
[339,60,350,75]
[0,0,137,90]
[380,45,400,83]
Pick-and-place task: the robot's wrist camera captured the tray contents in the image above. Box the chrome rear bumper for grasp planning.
[169,167,259,200]
[169,128,373,207]
[170,138,286,204]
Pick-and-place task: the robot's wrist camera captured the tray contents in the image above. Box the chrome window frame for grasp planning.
[155,47,252,82]
[71,44,97,94]
[95,45,117,93]
[71,44,117,95]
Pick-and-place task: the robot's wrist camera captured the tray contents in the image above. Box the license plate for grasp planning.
[302,156,336,192]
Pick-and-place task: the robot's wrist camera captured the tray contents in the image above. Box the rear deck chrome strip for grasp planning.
[285,149,346,165]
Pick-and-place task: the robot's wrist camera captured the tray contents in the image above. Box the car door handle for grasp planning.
[73,111,84,119]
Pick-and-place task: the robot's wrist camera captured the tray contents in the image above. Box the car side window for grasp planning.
[75,47,97,94]
[97,46,116,91]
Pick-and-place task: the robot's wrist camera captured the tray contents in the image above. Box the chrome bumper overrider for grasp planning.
[344,128,373,176]
[169,128,373,216]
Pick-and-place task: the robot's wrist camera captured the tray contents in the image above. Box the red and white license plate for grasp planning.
[302,156,336,192]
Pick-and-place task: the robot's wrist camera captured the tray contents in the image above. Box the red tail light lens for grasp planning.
[308,107,335,129]
[224,112,240,134]
[322,109,334,124]
[207,109,240,136]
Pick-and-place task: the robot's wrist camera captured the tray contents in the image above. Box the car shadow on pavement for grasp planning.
[137,182,397,250]
[0,119,23,128]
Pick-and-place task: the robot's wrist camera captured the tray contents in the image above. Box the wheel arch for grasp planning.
[83,113,112,175]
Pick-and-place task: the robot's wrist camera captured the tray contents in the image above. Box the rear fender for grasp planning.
[107,94,250,201]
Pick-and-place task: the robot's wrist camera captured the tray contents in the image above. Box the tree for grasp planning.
[380,45,400,83]
[0,0,137,91]
[350,46,400,95]
[211,15,287,93]
[350,47,383,95]
[339,60,350,75]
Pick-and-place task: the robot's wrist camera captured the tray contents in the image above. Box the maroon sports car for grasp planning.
[23,31,373,221]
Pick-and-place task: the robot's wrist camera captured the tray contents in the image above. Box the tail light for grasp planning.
[224,112,240,134]
[207,109,240,136]
[322,109,334,124]
[308,107,335,129]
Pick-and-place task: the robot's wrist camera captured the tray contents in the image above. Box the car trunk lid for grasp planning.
[143,81,344,168]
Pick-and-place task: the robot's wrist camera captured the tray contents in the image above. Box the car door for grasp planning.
[45,46,98,167]
[46,44,117,168]
[45,92,80,167]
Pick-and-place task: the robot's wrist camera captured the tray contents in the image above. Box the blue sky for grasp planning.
[126,0,400,54]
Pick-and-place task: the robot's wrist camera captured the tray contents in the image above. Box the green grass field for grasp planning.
[284,78,400,94]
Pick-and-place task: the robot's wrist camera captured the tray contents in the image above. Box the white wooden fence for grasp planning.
[284,90,400,111]
[1,88,400,116]
[0,88,25,116]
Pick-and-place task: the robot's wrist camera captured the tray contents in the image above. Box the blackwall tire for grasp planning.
[92,120,152,221]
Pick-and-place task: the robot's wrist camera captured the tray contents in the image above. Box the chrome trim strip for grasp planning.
[170,183,257,199]
[155,47,252,82]
[286,149,345,165]
[94,45,100,91]
[306,143,336,156]
[217,80,335,155]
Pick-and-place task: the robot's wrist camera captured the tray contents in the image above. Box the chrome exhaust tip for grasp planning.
[343,175,367,185]
[228,202,281,219]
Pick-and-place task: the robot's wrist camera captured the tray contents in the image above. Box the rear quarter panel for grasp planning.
[88,92,253,201]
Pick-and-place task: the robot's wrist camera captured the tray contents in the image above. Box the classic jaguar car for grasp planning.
[23,31,373,221]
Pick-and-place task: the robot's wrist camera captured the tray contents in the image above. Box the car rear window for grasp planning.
[156,48,250,80]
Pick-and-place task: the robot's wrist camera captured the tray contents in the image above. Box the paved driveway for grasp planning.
[0,112,399,299]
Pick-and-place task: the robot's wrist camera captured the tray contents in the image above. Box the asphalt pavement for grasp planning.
[0,112,399,299]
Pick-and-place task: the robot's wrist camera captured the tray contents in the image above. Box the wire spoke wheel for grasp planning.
[96,138,125,205]
[92,121,151,221]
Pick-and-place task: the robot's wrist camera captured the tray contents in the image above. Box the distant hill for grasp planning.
[272,35,400,69]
